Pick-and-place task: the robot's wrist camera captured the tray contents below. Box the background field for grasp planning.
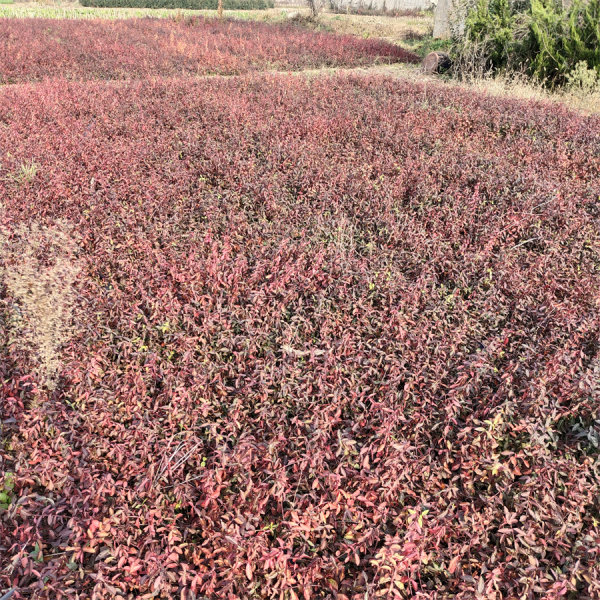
[0,16,417,83]
[0,3,435,50]
[0,5,599,600]
[2,2,598,113]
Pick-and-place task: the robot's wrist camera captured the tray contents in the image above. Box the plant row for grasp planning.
[0,17,417,84]
[81,0,274,10]
[0,74,599,598]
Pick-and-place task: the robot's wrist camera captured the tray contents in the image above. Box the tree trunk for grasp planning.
[218,0,223,19]
[433,0,451,39]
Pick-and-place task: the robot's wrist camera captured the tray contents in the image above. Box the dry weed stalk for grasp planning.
[0,221,81,389]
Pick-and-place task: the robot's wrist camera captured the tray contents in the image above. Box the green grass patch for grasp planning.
[405,35,451,59]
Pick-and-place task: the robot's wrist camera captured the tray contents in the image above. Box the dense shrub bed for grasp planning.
[81,0,273,9]
[0,17,416,84]
[456,0,600,87]
[0,75,599,598]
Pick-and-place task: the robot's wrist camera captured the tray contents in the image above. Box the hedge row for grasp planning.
[81,0,274,9]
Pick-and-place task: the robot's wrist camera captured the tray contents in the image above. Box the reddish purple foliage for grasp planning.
[0,75,599,599]
[0,17,417,83]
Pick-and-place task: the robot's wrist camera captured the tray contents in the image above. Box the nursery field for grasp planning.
[0,4,434,48]
[1,11,600,600]
[1,72,599,599]
[0,17,416,83]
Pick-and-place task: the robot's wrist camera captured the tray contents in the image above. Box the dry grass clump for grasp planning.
[319,11,432,44]
[0,221,80,388]
[465,72,600,114]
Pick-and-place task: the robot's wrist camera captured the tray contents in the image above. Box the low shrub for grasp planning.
[566,59,600,96]
[458,0,531,73]
[1,74,599,599]
[0,17,418,83]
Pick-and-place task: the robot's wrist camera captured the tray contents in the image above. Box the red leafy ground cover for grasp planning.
[0,74,599,598]
[0,17,417,84]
